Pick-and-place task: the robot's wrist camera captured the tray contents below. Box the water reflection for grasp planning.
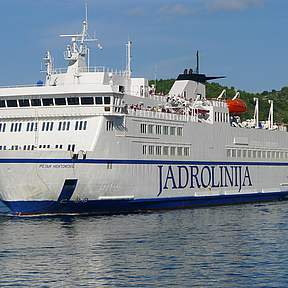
[0,203,288,287]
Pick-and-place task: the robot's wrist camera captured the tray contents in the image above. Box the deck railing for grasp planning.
[128,108,198,122]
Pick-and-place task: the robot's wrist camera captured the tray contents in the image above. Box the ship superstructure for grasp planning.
[1,16,288,216]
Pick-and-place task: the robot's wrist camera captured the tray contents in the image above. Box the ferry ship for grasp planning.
[1,16,288,216]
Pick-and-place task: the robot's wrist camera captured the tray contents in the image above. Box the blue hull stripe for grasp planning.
[3,191,288,216]
[0,158,287,166]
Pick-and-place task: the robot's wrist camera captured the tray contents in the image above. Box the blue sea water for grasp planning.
[1,201,288,287]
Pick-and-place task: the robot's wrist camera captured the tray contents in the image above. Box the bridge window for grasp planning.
[95,97,103,105]
[19,99,30,107]
[31,99,41,106]
[55,98,66,106]
[0,100,6,108]
[81,97,94,105]
[104,97,111,105]
[67,97,79,105]
[42,98,54,106]
[7,100,18,107]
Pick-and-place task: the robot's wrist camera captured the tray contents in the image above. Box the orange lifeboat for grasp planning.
[226,98,247,115]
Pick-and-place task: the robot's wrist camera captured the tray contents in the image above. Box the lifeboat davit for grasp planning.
[226,98,247,115]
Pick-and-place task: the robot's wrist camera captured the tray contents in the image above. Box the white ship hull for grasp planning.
[1,118,288,215]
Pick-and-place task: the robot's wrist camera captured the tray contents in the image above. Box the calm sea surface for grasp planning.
[1,201,288,287]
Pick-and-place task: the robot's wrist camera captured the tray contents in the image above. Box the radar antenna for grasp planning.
[59,4,102,66]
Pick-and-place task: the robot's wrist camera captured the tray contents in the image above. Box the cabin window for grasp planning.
[7,100,18,107]
[140,124,147,134]
[83,121,87,130]
[31,99,41,106]
[177,127,183,136]
[19,99,30,107]
[67,144,75,151]
[67,97,79,105]
[170,127,176,136]
[231,149,236,157]
[156,146,162,156]
[106,121,114,131]
[148,124,153,134]
[95,97,103,105]
[42,98,54,106]
[184,147,190,156]
[163,126,169,135]
[142,145,147,155]
[170,147,176,156]
[148,145,154,155]
[163,146,169,156]
[104,97,111,105]
[243,150,247,158]
[0,123,6,132]
[156,125,162,135]
[55,98,66,106]
[177,147,183,156]
[81,97,94,105]
[267,151,271,158]
[0,100,6,108]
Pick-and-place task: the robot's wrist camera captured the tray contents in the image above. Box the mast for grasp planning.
[126,40,132,78]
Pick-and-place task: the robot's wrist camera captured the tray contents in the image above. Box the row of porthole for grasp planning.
[142,145,190,157]
[227,148,288,159]
[140,123,183,136]
[0,144,75,151]
[0,120,88,133]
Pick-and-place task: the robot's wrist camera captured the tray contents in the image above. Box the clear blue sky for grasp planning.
[0,0,287,92]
